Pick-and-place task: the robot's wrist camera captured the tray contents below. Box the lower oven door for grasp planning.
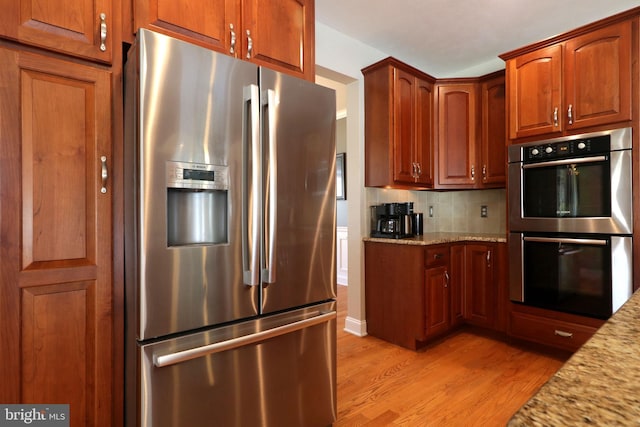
[509,233,632,319]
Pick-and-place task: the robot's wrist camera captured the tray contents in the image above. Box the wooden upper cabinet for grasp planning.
[564,21,632,131]
[504,19,632,140]
[480,73,506,187]
[134,0,237,53]
[507,45,562,139]
[436,83,478,187]
[0,46,113,425]
[134,0,314,80]
[242,0,314,80]
[363,57,435,189]
[0,0,114,63]
[393,70,434,186]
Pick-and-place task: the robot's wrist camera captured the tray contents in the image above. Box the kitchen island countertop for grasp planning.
[364,232,506,245]
[508,288,640,426]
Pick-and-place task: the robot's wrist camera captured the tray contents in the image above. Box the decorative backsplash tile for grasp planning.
[366,188,506,234]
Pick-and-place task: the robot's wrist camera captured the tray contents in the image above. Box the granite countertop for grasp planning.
[508,289,640,426]
[364,232,507,245]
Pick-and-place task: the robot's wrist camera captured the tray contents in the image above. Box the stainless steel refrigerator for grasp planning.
[123,29,337,427]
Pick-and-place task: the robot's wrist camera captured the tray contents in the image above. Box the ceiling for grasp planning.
[315,0,640,78]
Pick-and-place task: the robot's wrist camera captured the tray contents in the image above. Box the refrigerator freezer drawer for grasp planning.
[135,303,337,427]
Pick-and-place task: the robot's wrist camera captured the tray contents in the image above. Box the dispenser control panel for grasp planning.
[166,161,229,190]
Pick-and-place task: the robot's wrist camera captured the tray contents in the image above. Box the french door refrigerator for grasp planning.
[123,29,337,427]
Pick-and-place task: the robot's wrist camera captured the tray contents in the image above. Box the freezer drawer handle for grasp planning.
[153,311,337,368]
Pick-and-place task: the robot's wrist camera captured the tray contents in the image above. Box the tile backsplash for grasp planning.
[366,188,506,234]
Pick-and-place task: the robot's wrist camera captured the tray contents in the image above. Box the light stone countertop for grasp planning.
[364,232,507,245]
[508,289,640,426]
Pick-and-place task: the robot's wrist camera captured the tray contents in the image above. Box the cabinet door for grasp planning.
[414,77,435,186]
[135,0,238,54]
[0,0,114,62]
[507,45,562,139]
[242,0,314,80]
[436,83,478,186]
[564,21,632,130]
[424,265,450,338]
[393,68,418,184]
[464,244,495,328]
[0,47,113,426]
[480,75,506,187]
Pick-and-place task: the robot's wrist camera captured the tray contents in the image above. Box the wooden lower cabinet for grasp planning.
[0,45,114,426]
[424,245,451,339]
[365,241,505,350]
[464,243,496,329]
[364,242,427,350]
[508,304,604,352]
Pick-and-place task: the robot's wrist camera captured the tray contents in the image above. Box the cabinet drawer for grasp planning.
[509,311,599,352]
[425,245,450,268]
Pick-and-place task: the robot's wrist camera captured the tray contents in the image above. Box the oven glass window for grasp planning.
[523,237,612,319]
[523,159,610,218]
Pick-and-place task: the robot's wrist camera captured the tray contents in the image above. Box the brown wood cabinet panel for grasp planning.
[394,69,418,183]
[464,243,496,329]
[504,18,633,141]
[0,0,114,62]
[243,0,314,80]
[135,0,237,52]
[509,308,602,352]
[480,74,506,187]
[564,21,632,130]
[424,265,450,338]
[135,0,314,80]
[364,242,426,349]
[507,45,563,139]
[363,57,435,189]
[436,83,478,186]
[0,46,113,426]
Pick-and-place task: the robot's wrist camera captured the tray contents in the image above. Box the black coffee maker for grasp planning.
[370,202,414,239]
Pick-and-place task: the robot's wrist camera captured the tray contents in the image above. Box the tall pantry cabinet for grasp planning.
[0,0,121,425]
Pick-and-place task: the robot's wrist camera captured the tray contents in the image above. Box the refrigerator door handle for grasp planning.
[243,84,261,286]
[263,88,277,284]
[153,311,336,368]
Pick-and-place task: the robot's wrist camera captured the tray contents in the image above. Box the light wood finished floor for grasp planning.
[335,285,569,426]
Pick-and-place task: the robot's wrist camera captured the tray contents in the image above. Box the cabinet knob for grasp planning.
[99,13,107,52]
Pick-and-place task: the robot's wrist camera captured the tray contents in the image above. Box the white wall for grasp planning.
[316,22,387,336]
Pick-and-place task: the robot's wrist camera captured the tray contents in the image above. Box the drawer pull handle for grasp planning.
[554,329,573,338]
[433,253,443,259]
[99,13,107,52]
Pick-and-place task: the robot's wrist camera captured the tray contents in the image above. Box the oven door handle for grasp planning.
[522,155,607,169]
[523,236,608,246]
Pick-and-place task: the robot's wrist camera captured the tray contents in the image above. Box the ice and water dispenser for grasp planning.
[166,161,229,246]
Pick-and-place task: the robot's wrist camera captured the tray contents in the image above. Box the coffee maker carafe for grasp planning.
[370,202,414,239]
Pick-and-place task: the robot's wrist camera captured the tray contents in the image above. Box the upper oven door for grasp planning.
[508,128,633,234]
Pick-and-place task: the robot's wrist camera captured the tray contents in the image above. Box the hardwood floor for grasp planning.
[335,285,569,426]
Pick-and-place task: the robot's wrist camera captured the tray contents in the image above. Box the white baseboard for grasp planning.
[344,316,367,337]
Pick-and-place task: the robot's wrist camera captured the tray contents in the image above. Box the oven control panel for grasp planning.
[524,134,610,163]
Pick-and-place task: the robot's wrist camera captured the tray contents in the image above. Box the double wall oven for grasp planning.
[508,127,633,319]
